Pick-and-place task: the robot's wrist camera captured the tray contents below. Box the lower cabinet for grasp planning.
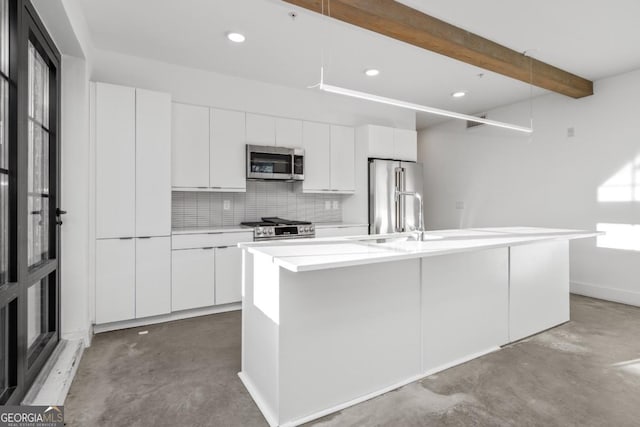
[136,237,171,318]
[215,246,243,305]
[96,236,172,324]
[171,248,216,311]
[96,239,136,324]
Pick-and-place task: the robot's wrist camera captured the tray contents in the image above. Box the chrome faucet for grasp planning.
[395,189,425,241]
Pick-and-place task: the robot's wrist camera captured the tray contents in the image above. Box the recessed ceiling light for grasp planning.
[451,91,467,98]
[227,32,246,43]
[364,69,380,77]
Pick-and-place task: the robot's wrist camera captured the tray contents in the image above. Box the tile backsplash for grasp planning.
[172,181,345,228]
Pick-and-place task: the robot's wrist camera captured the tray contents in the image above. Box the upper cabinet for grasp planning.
[246,113,275,145]
[94,82,171,239]
[303,122,355,194]
[172,103,210,188]
[275,118,303,147]
[362,125,417,162]
[136,89,172,237]
[95,83,136,239]
[210,109,246,191]
[330,125,356,192]
[302,121,332,192]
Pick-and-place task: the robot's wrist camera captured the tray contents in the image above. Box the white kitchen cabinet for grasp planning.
[330,125,356,192]
[171,248,216,311]
[135,237,171,318]
[302,121,331,192]
[276,118,303,147]
[136,89,172,236]
[315,225,368,238]
[95,238,135,324]
[361,125,417,161]
[210,109,246,191]
[509,240,570,342]
[394,129,418,162]
[172,103,210,188]
[365,125,395,159]
[95,83,136,239]
[215,246,243,304]
[246,113,275,145]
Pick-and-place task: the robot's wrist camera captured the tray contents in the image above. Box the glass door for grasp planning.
[0,0,61,405]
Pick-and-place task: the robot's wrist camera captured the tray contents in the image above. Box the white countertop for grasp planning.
[171,226,253,235]
[239,227,601,272]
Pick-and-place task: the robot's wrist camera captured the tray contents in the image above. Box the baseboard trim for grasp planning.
[571,281,640,307]
[94,303,241,333]
[237,372,279,427]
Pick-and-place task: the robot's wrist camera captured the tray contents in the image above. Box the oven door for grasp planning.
[246,145,294,180]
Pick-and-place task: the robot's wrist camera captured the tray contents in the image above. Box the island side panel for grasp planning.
[509,240,570,342]
[278,259,422,424]
[240,251,280,425]
[421,247,509,373]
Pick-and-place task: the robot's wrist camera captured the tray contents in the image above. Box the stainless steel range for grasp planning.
[241,217,315,241]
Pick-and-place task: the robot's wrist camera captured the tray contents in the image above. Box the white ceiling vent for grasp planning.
[466,114,488,129]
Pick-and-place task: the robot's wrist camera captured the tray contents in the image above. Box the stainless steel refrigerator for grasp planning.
[369,159,424,235]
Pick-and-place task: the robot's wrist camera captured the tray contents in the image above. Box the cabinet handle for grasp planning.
[197,186,208,189]
[207,232,223,235]
[218,246,229,249]
[138,236,152,239]
[202,247,214,250]
[119,237,134,240]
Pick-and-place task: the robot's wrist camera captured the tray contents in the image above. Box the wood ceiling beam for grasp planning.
[283,0,593,98]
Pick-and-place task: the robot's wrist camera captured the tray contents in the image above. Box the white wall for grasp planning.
[418,68,640,306]
[90,48,415,130]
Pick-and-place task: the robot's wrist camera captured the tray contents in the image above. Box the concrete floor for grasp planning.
[65,295,640,426]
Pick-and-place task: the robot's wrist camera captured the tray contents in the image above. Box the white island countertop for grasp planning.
[239,227,600,272]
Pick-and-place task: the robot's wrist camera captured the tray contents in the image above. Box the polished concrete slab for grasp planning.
[65,296,640,426]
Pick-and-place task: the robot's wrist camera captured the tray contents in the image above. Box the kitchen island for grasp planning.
[238,227,599,427]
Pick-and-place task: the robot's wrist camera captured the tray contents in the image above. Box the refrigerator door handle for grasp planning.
[400,167,406,232]
[394,167,402,232]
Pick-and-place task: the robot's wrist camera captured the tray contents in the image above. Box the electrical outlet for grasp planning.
[333,200,339,210]
[223,200,231,210]
[325,201,331,210]
[455,201,465,210]
[567,127,575,138]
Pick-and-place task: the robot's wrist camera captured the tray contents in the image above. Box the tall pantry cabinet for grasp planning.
[92,82,172,324]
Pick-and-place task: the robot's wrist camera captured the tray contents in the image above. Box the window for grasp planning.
[0,0,9,286]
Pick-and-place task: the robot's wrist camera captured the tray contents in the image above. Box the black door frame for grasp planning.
[2,0,61,405]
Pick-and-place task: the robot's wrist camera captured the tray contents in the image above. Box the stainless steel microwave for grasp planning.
[246,145,304,181]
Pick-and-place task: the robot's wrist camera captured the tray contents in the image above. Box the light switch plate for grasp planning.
[333,200,339,210]
[325,201,331,210]
[223,200,231,210]
[455,201,465,210]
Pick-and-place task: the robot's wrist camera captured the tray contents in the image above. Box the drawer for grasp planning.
[172,231,254,250]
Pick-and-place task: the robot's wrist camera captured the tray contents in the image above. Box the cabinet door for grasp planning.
[276,118,302,147]
[210,109,246,191]
[366,125,394,159]
[215,246,243,304]
[171,248,215,311]
[330,125,355,192]
[171,103,210,188]
[394,129,417,162]
[136,237,171,318]
[95,83,136,238]
[246,113,275,145]
[136,89,171,236]
[95,238,135,323]
[302,121,331,192]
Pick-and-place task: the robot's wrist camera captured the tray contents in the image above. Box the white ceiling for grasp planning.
[78,0,640,129]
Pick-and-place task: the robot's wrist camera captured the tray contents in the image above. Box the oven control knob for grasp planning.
[303,227,308,232]
[268,228,274,235]
[256,227,262,235]
[310,226,314,232]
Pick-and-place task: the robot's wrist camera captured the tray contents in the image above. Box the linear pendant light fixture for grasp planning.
[315,68,533,133]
